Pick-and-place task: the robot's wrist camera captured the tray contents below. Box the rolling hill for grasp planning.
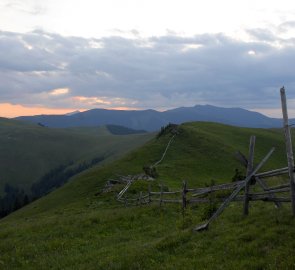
[15,104,295,131]
[0,117,152,195]
[0,122,295,269]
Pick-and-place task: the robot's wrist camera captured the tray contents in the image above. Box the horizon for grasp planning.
[1,1,295,118]
[3,103,295,120]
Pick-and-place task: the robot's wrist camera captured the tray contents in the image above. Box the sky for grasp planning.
[1,0,295,117]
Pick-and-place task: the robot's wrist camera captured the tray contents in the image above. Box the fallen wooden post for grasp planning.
[256,177,282,208]
[117,180,133,199]
[194,147,275,232]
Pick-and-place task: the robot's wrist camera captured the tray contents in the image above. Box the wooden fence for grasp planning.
[118,168,291,208]
[116,87,295,231]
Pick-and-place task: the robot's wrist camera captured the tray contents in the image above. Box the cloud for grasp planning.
[246,28,277,42]
[279,21,295,32]
[49,88,70,96]
[1,28,295,116]
[3,0,46,15]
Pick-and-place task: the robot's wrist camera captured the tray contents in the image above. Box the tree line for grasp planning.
[0,156,105,218]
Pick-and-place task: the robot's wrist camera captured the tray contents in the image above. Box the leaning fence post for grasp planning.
[182,180,187,210]
[243,136,256,215]
[139,191,142,206]
[160,184,163,207]
[194,147,275,232]
[280,87,295,216]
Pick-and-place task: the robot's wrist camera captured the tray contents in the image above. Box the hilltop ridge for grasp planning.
[15,105,295,131]
[1,122,295,269]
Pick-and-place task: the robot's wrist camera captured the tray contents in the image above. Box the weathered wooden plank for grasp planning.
[150,194,290,204]
[249,187,290,196]
[152,198,182,203]
[188,198,211,203]
[163,199,182,203]
[256,177,282,208]
[117,180,133,199]
[194,147,275,232]
[255,167,289,178]
[182,180,187,209]
[280,86,295,215]
[160,184,163,207]
[138,191,143,206]
[260,182,290,191]
[164,191,182,194]
[191,181,244,196]
[149,192,160,195]
[190,196,290,203]
[125,198,139,201]
[249,195,291,202]
[244,136,256,215]
[150,191,182,195]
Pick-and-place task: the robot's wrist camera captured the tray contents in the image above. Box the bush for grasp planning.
[232,168,245,182]
[143,165,158,178]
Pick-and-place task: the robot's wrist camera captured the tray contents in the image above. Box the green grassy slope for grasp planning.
[1,122,295,269]
[0,118,153,194]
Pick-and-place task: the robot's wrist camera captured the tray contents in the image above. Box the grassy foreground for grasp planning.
[1,122,295,269]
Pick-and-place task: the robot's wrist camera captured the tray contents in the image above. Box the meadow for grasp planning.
[1,122,295,269]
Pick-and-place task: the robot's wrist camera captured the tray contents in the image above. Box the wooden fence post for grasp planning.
[139,191,142,206]
[148,183,151,203]
[194,147,275,231]
[280,87,295,216]
[160,184,163,207]
[182,180,187,210]
[243,136,256,215]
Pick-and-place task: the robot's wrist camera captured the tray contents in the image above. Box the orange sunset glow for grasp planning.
[0,103,141,118]
[0,103,80,118]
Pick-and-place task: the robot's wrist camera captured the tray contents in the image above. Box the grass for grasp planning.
[0,118,153,194]
[1,121,295,269]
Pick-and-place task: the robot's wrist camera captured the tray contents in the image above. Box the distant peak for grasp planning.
[194,104,214,107]
[65,110,81,116]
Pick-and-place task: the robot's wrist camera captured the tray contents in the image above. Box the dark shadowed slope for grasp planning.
[0,117,153,195]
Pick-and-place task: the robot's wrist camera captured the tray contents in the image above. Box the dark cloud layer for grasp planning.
[1,28,295,111]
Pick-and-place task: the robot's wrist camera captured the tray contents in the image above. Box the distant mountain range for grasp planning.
[15,105,295,131]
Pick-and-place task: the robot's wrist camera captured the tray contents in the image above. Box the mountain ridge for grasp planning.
[15,104,295,131]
